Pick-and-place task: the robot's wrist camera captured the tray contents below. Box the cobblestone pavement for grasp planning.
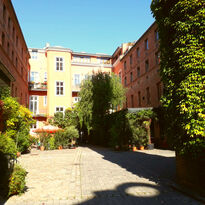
[4,147,201,205]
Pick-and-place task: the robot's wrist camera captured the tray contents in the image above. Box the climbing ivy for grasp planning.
[151,0,205,155]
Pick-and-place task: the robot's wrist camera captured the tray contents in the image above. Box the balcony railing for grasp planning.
[29,82,47,90]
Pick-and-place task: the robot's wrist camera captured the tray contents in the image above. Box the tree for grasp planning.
[77,72,126,145]
[151,0,205,156]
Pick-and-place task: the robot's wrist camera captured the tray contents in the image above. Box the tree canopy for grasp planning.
[76,72,126,144]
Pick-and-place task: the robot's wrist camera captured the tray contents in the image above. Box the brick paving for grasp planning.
[4,147,201,205]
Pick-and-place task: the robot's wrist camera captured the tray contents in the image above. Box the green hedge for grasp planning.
[8,164,27,196]
[104,109,155,149]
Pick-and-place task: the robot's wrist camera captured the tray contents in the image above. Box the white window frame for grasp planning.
[55,106,64,113]
[44,72,47,82]
[55,81,64,96]
[74,74,80,86]
[55,57,64,71]
[74,97,80,103]
[30,72,39,82]
[31,51,38,59]
[29,95,39,115]
[43,96,47,106]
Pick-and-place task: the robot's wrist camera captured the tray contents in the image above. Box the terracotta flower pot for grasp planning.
[58,145,63,150]
[133,146,137,151]
[40,146,45,151]
[16,152,21,157]
[140,146,144,150]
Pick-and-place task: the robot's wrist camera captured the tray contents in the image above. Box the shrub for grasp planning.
[8,164,27,196]
[54,126,79,148]
[48,137,55,150]
[64,126,79,140]
[108,109,155,149]
[0,133,17,155]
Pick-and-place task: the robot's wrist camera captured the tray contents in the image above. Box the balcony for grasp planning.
[29,82,47,91]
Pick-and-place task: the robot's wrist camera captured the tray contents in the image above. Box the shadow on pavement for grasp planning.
[76,147,199,204]
[89,146,176,185]
[77,182,197,205]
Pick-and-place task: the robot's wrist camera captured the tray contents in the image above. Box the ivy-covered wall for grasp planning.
[151,0,205,156]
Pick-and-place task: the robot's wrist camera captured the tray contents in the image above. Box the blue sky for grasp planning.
[12,0,154,55]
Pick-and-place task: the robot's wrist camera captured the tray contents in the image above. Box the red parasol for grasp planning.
[33,125,63,134]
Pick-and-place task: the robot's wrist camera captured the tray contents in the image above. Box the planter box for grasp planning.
[176,154,205,196]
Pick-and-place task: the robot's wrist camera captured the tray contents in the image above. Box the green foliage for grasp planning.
[64,126,79,140]
[48,137,55,150]
[0,133,16,156]
[8,164,27,196]
[126,110,154,147]
[50,108,78,129]
[108,109,155,149]
[0,88,34,153]
[151,0,205,153]
[77,72,125,144]
[53,131,69,148]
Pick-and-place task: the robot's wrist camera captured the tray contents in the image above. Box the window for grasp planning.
[30,72,39,82]
[31,50,38,59]
[124,77,127,86]
[146,87,151,105]
[44,96,47,106]
[8,17,10,31]
[12,26,15,40]
[74,74,80,86]
[56,107,64,113]
[56,81,64,95]
[136,47,140,57]
[145,60,149,72]
[12,50,14,62]
[84,75,89,80]
[155,52,160,65]
[137,67,140,77]
[138,91,141,106]
[155,29,159,41]
[145,39,149,50]
[15,87,17,97]
[97,57,108,64]
[74,97,80,103]
[21,48,23,58]
[130,54,132,65]
[3,4,6,20]
[118,72,121,82]
[7,42,10,55]
[157,82,162,101]
[44,72,47,82]
[1,33,5,48]
[56,57,63,71]
[130,72,133,82]
[16,36,18,47]
[29,96,38,115]
[131,95,134,108]
[25,93,28,106]
[16,57,18,69]
[124,61,127,70]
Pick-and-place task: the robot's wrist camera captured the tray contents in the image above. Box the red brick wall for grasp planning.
[0,0,30,107]
[116,22,162,108]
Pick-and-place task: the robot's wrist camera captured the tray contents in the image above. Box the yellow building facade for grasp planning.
[29,45,112,129]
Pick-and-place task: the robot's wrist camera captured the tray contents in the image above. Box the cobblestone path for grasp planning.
[4,147,201,205]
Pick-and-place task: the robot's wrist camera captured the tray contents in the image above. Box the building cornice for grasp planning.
[120,22,157,62]
[73,52,111,58]
[71,62,112,68]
